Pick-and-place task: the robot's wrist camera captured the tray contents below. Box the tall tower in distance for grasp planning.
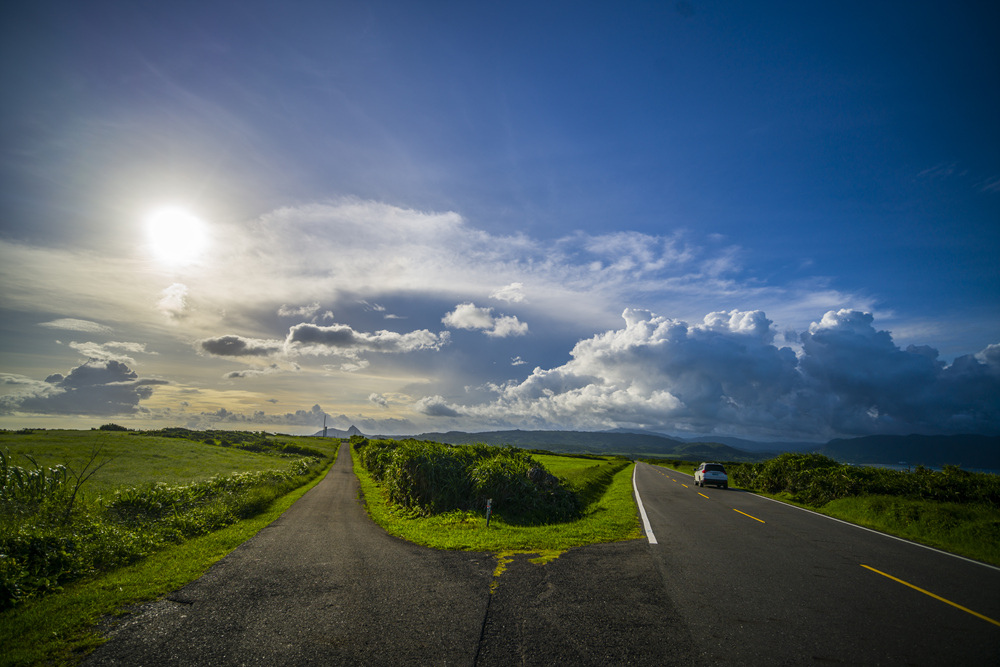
[323,414,328,438]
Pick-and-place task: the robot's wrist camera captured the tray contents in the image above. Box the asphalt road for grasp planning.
[633,461,1000,665]
[85,446,692,666]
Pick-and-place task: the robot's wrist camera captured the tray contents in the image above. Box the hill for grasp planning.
[312,425,364,438]
[412,429,767,461]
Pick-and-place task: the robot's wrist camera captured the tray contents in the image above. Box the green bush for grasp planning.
[355,439,580,522]
[727,453,1000,507]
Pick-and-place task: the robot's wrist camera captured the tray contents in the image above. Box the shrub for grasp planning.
[355,439,579,523]
[727,453,1000,507]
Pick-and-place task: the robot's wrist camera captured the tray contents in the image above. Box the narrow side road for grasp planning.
[86,445,494,665]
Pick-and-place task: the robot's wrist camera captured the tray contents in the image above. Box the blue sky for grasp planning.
[1,1,997,440]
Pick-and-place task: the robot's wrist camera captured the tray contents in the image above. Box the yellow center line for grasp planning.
[733,508,765,523]
[860,564,1000,628]
[698,492,709,499]
[681,483,689,488]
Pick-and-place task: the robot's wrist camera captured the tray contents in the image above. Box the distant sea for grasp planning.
[865,462,1000,476]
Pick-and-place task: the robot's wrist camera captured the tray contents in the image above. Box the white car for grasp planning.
[694,462,728,489]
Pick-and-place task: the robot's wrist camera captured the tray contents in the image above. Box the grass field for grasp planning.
[0,429,341,494]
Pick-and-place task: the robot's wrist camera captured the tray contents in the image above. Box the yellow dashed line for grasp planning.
[860,564,1000,628]
[733,508,765,523]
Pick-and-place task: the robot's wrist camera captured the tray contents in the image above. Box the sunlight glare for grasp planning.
[146,207,209,266]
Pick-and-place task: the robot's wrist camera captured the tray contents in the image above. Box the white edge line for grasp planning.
[632,463,658,545]
[647,463,1000,572]
[752,489,1000,572]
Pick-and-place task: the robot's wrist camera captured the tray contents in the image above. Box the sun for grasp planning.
[146,207,209,266]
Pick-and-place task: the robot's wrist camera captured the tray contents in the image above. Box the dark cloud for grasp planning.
[191,403,330,427]
[198,335,282,357]
[415,396,463,418]
[0,360,166,416]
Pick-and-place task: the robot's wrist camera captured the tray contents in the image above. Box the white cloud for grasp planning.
[39,318,113,334]
[442,303,528,337]
[68,341,154,364]
[369,392,389,408]
[157,283,189,321]
[491,282,526,303]
[285,322,449,356]
[278,302,321,318]
[442,308,1000,438]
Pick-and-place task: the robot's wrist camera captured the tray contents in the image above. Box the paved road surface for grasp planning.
[633,461,1000,665]
[86,446,691,665]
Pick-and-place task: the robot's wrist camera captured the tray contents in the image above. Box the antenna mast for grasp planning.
[323,414,328,438]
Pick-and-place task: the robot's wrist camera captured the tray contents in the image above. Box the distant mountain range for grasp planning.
[413,429,771,462]
[314,426,999,470]
[413,429,999,469]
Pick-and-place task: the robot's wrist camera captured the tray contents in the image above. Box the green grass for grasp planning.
[0,430,340,495]
[352,445,641,560]
[815,495,1000,566]
[0,450,336,667]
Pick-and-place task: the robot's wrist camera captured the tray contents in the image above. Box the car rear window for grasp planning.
[705,464,726,473]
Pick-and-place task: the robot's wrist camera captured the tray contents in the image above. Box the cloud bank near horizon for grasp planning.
[417,308,1000,439]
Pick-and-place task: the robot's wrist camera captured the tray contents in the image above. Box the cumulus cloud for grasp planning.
[442,303,528,337]
[369,393,389,408]
[198,335,284,358]
[191,403,330,428]
[444,308,999,438]
[39,318,113,334]
[0,360,166,416]
[796,309,1000,435]
[414,395,463,418]
[285,322,449,356]
[491,282,526,303]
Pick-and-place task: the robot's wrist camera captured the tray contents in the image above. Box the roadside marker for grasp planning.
[632,464,658,545]
[860,564,1000,628]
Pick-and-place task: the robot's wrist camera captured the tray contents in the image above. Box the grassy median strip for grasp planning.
[351,441,642,560]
